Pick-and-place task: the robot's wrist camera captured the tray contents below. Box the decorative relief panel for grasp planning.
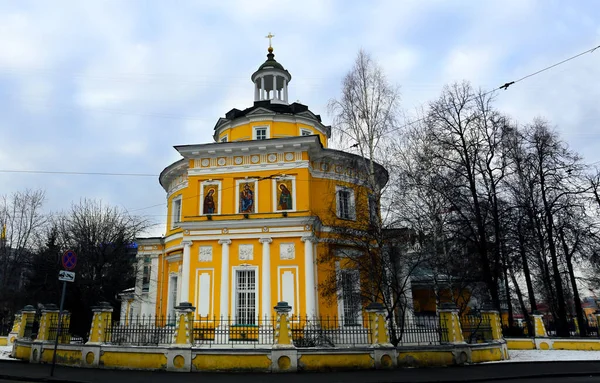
[239,244,254,260]
[267,153,277,163]
[201,159,210,167]
[280,243,295,260]
[234,156,243,165]
[284,152,294,161]
[199,246,213,262]
[251,155,260,164]
[217,157,226,166]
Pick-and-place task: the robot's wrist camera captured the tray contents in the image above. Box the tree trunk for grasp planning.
[510,267,533,337]
[518,223,537,313]
[559,229,586,337]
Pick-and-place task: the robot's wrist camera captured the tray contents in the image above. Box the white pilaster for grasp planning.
[180,240,192,303]
[134,257,144,317]
[302,236,316,317]
[219,239,232,318]
[259,237,273,319]
[148,256,159,316]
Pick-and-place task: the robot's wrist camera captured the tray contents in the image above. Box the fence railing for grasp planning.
[22,316,40,339]
[191,316,275,348]
[543,317,600,338]
[460,315,492,344]
[48,317,72,343]
[108,316,175,346]
[391,315,445,346]
[290,315,370,347]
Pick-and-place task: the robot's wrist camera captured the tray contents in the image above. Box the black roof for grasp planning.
[215,101,323,130]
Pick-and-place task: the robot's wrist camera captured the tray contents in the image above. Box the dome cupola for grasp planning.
[250,33,291,105]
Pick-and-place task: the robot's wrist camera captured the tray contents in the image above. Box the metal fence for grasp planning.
[48,317,72,342]
[290,315,371,348]
[543,317,599,338]
[391,315,445,346]
[191,316,275,348]
[108,316,175,346]
[460,315,493,344]
[22,315,40,339]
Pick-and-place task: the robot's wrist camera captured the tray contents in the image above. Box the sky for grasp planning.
[0,0,599,237]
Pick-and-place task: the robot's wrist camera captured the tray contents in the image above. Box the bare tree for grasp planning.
[0,189,47,324]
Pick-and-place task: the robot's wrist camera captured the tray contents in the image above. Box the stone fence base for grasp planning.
[12,340,508,372]
[507,337,600,351]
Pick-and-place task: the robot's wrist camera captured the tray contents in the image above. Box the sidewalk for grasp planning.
[3,359,600,383]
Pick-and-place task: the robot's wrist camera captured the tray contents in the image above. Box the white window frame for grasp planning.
[220,135,228,143]
[300,128,313,136]
[232,266,259,325]
[200,180,222,215]
[253,125,270,140]
[236,179,259,214]
[338,267,361,327]
[335,186,355,220]
[272,176,296,212]
[171,195,183,228]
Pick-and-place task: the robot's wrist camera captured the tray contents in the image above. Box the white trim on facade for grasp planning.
[231,265,259,324]
[277,266,300,316]
[170,194,183,229]
[252,125,270,140]
[194,268,214,318]
[335,185,356,220]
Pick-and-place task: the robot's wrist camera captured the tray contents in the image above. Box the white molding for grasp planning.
[188,161,309,176]
[163,232,183,243]
[272,176,296,213]
[165,253,182,263]
[277,266,300,316]
[180,216,315,231]
[167,181,188,199]
[194,268,214,318]
[300,127,313,136]
[184,231,308,241]
[213,114,329,141]
[335,185,356,221]
[199,180,222,216]
[235,178,258,214]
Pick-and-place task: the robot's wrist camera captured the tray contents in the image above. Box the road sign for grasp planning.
[62,250,77,270]
[58,270,75,282]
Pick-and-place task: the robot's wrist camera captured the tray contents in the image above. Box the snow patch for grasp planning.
[0,345,16,361]
[506,349,600,362]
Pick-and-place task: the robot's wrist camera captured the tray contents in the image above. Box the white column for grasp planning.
[272,74,277,100]
[180,240,192,303]
[254,82,259,101]
[259,237,273,319]
[283,79,288,103]
[219,239,231,318]
[260,77,265,100]
[302,236,316,317]
[134,257,144,316]
[148,255,159,316]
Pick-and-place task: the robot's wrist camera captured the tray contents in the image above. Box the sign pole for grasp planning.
[50,280,67,377]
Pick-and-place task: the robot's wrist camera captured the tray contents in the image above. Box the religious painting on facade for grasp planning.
[202,183,219,215]
[239,181,255,213]
[276,179,293,211]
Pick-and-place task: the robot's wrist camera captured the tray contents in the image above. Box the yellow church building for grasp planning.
[126,44,388,328]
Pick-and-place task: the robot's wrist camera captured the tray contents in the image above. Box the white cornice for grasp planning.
[188,161,309,176]
[179,216,317,231]
[214,114,330,141]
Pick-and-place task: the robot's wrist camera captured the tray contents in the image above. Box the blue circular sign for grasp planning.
[62,250,77,270]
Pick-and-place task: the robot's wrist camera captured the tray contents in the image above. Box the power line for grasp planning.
[0,170,158,177]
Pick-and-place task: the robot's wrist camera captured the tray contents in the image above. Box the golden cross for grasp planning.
[265,32,275,47]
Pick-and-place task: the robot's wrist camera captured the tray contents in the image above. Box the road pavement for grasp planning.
[2,359,600,383]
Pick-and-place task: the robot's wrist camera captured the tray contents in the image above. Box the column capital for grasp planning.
[259,237,273,244]
[182,240,193,247]
[301,235,317,243]
[218,238,231,245]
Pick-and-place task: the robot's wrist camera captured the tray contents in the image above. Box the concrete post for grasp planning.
[439,303,465,344]
[531,312,547,337]
[172,302,195,345]
[86,302,113,344]
[365,302,390,346]
[18,305,37,339]
[481,307,503,341]
[272,301,297,372]
[8,311,21,344]
[37,304,59,342]
[273,301,293,347]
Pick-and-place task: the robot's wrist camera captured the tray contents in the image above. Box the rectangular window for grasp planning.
[235,269,256,325]
[300,128,312,136]
[336,187,355,220]
[171,196,182,228]
[341,270,360,326]
[368,194,378,225]
[253,126,269,140]
[169,275,178,319]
